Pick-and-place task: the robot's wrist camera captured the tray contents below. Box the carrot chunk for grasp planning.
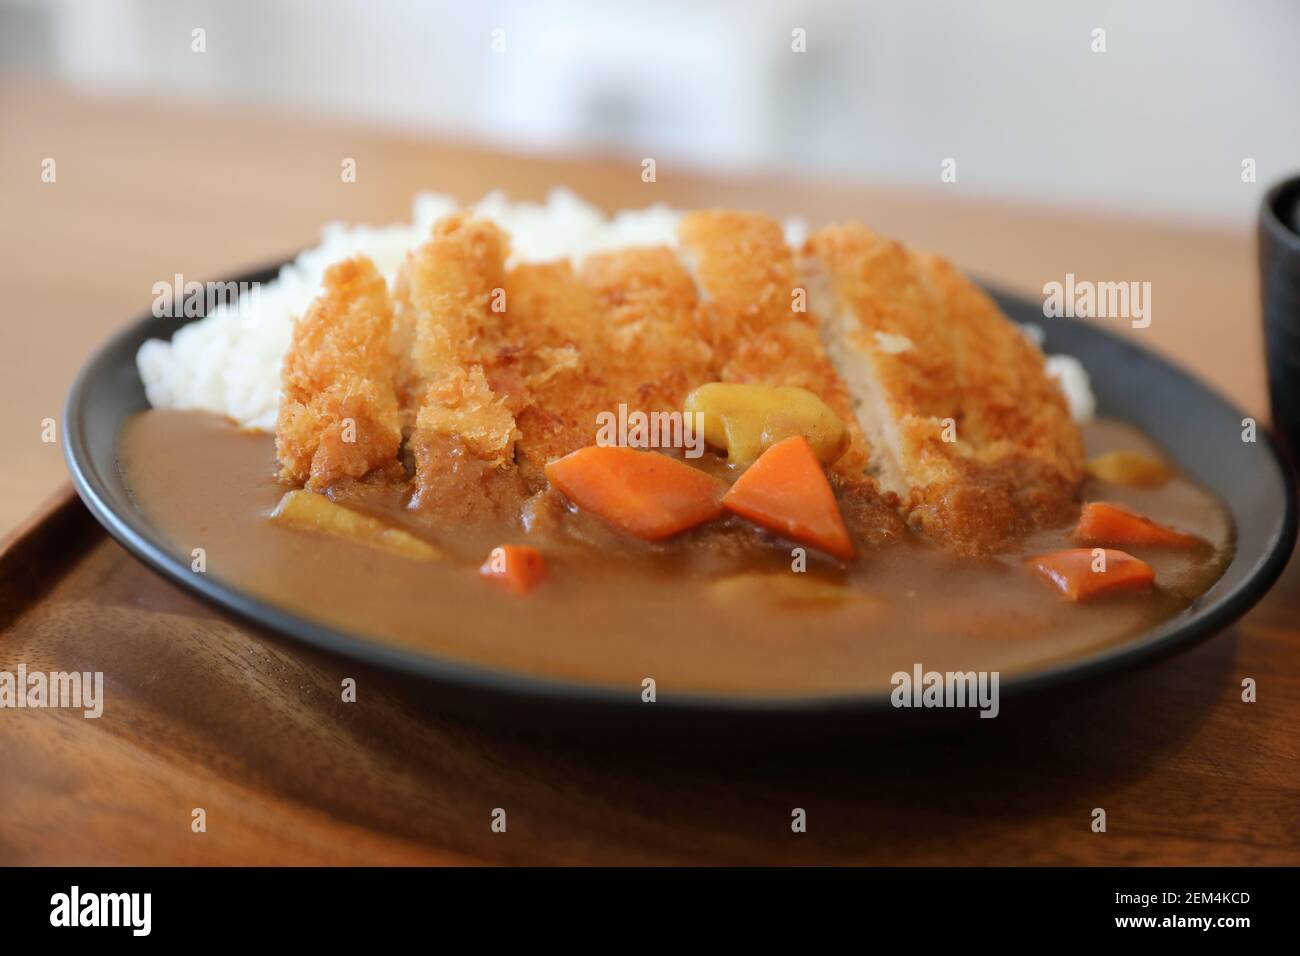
[721,436,855,560]
[480,545,548,594]
[1026,548,1154,602]
[544,446,726,540]
[1073,501,1203,549]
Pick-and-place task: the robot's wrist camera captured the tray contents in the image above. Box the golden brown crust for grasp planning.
[393,212,510,396]
[920,254,1084,528]
[678,210,798,343]
[394,214,520,484]
[579,246,713,413]
[804,224,1085,553]
[802,224,960,419]
[678,211,879,491]
[489,260,611,487]
[831,475,909,548]
[407,430,528,528]
[487,248,719,489]
[276,207,1084,557]
[920,254,1084,476]
[275,255,403,490]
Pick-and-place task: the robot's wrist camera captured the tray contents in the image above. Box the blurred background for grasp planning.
[4,0,1298,225]
[1,0,1298,529]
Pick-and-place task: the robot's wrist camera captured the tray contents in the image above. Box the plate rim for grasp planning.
[63,260,1298,716]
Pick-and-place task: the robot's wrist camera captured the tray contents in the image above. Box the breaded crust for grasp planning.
[395,213,520,475]
[579,246,712,413]
[489,260,610,487]
[804,224,1085,553]
[393,212,510,395]
[487,249,718,489]
[679,215,879,476]
[406,429,527,526]
[678,210,798,342]
[276,206,1082,558]
[919,255,1081,461]
[679,210,905,543]
[276,255,403,490]
[919,254,1084,539]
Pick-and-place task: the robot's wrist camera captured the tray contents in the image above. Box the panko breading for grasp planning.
[491,249,716,489]
[274,205,1084,557]
[490,260,609,487]
[406,429,528,525]
[679,211,902,543]
[678,210,798,341]
[800,225,961,495]
[803,223,1084,553]
[395,213,520,493]
[393,212,509,396]
[275,255,402,490]
[920,254,1084,519]
[579,246,713,413]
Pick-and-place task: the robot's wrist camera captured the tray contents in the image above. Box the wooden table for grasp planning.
[1,84,1296,864]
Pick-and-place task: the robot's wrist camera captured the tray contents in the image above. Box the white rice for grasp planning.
[1045,354,1096,422]
[137,189,1094,431]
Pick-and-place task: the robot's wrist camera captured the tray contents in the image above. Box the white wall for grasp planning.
[11,0,1299,226]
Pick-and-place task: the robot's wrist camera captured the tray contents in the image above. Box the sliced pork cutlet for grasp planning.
[276,255,403,490]
[487,259,612,490]
[579,245,713,414]
[488,248,718,491]
[678,210,905,547]
[394,213,525,522]
[497,248,731,554]
[802,223,1084,554]
[919,253,1084,526]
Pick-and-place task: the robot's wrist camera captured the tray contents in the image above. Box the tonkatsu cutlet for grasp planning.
[677,211,875,482]
[276,255,403,491]
[679,210,905,545]
[803,223,1084,553]
[489,247,714,489]
[918,253,1084,525]
[394,212,519,465]
[489,259,609,487]
[274,205,1085,557]
[393,213,525,519]
[578,246,712,415]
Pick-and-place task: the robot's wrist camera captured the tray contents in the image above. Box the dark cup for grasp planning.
[1260,174,1300,468]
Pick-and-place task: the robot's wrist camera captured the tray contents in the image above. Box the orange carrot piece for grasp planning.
[1026,548,1154,602]
[544,446,726,540]
[721,435,855,560]
[479,545,548,594]
[1073,501,1202,549]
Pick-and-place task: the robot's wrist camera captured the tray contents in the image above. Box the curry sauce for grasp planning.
[116,409,1233,698]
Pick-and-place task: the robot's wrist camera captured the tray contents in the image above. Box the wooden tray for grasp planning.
[2,487,1298,865]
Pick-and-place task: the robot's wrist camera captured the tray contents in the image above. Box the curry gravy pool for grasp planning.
[118,409,1233,698]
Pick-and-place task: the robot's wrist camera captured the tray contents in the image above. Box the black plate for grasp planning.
[63,261,1296,728]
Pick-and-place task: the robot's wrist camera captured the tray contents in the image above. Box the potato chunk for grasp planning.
[270,490,443,561]
[707,572,884,614]
[684,382,848,467]
[1086,450,1172,487]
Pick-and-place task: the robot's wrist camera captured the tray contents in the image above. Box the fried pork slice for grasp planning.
[579,246,713,413]
[393,212,508,399]
[677,209,798,342]
[487,250,717,490]
[678,211,903,545]
[484,260,610,489]
[395,213,524,516]
[276,256,403,490]
[919,253,1084,525]
[802,224,1084,553]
